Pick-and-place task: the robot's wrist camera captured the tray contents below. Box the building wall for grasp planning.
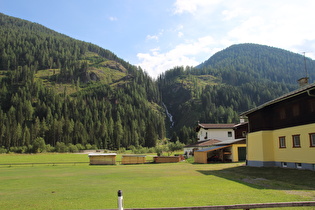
[247,131,274,162]
[89,155,116,165]
[272,123,315,164]
[197,128,234,141]
[194,152,208,164]
[247,123,315,170]
[231,144,247,162]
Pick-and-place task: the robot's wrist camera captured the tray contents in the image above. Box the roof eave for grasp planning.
[241,83,315,116]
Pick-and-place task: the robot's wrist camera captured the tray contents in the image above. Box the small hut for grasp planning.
[121,155,146,164]
[88,153,117,165]
[153,156,181,163]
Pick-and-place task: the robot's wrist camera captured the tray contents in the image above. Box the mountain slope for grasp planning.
[197,43,315,84]
[0,13,165,152]
[158,44,315,143]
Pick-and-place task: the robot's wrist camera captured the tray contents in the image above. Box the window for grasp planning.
[278,108,286,120]
[292,135,301,148]
[310,133,315,147]
[228,131,232,137]
[292,104,300,117]
[279,136,286,148]
[309,99,315,112]
[296,163,302,169]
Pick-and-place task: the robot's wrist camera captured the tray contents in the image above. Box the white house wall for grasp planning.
[198,128,234,141]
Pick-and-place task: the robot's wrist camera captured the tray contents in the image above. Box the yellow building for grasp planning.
[194,139,246,164]
[242,83,315,170]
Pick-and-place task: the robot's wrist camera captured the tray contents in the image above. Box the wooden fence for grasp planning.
[0,162,89,167]
[109,201,315,210]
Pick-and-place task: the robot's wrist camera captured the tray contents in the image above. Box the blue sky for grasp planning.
[1,0,315,78]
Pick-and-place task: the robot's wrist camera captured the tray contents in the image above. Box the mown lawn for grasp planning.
[0,153,314,209]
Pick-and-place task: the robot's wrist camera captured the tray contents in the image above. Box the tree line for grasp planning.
[0,65,166,153]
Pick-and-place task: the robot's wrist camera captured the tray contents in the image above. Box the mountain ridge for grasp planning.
[0,13,165,152]
[1,12,315,151]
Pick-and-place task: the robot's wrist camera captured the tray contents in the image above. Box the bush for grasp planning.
[90,144,98,150]
[75,144,85,151]
[0,146,7,154]
[45,144,55,152]
[10,146,28,153]
[68,144,79,153]
[85,143,92,150]
[118,147,126,154]
[55,142,68,153]
[32,137,46,153]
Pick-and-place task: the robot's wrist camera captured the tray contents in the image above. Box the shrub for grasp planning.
[55,142,68,153]
[32,137,46,153]
[85,143,92,150]
[10,146,28,153]
[45,144,55,152]
[0,146,7,154]
[75,144,85,151]
[90,144,98,150]
[68,144,79,153]
[118,147,126,154]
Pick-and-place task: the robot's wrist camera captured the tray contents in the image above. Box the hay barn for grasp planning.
[121,155,146,164]
[88,153,117,165]
[153,156,181,163]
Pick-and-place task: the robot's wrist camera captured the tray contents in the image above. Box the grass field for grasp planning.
[0,153,315,210]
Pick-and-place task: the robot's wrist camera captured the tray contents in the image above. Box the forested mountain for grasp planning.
[197,43,315,84]
[1,12,315,153]
[158,44,315,142]
[0,13,165,152]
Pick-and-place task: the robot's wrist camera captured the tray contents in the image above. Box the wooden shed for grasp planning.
[194,145,231,164]
[121,155,146,164]
[88,153,117,165]
[153,156,181,163]
[194,139,246,164]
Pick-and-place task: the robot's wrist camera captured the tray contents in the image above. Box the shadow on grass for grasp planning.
[197,165,315,191]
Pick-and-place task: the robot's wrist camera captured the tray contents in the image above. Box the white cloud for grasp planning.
[137,36,215,78]
[146,35,159,41]
[146,30,164,41]
[138,0,315,78]
[108,16,117,21]
[224,1,315,54]
[173,0,222,14]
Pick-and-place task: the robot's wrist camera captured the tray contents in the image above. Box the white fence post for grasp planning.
[118,190,123,210]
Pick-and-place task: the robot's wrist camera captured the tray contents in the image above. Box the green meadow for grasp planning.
[0,153,314,210]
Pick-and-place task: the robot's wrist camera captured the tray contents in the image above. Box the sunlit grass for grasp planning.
[0,153,314,209]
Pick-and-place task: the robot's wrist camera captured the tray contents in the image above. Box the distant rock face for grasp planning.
[89,72,100,81]
[103,61,127,73]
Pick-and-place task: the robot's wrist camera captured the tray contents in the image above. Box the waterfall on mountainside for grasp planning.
[163,103,174,128]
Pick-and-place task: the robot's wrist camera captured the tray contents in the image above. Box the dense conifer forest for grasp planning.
[1,13,314,153]
[0,13,165,153]
[158,44,315,140]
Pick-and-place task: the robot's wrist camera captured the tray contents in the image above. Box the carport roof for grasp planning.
[214,138,245,145]
[195,145,231,153]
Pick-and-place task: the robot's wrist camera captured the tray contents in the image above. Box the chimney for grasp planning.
[298,77,309,87]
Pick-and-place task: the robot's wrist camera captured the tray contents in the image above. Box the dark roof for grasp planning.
[198,123,235,129]
[195,145,231,152]
[214,138,246,145]
[184,139,221,148]
[241,83,315,116]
